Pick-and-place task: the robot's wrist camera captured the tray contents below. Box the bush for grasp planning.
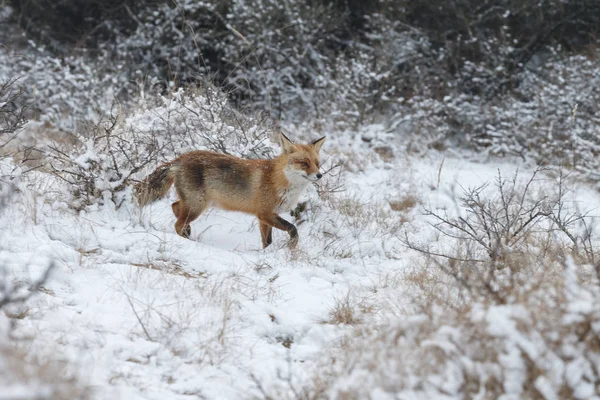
[404,168,597,303]
[8,0,599,133]
[385,0,600,96]
[9,0,600,105]
[45,85,276,210]
[314,260,600,399]
[2,0,434,123]
[286,169,600,399]
[219,0,349,115]
[0,77,28,141]
[8,0,153,50]
[388,49,600,184]
[0,46,135,131]
[108,0,227,87]
[0,77,29,208]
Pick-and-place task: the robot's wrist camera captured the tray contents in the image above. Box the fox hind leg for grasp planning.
[173,172,207,239]
[172,200,182,218]
[174,201,207,239]
[259,221,273,248]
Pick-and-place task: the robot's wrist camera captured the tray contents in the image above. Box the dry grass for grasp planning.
[388,193,419,212]
[0,344,90,399]
[326,297,362,325]
[330,195,404,237]
[322,292,376,326]
[130,261,206,279]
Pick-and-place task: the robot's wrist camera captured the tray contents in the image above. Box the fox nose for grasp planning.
[316,173,322,179]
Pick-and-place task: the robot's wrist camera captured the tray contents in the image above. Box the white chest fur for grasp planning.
[279,170,310,212]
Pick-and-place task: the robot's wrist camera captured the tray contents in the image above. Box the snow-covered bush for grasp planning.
[0,47,134,131]
[46,85,275,210]
[0,76,28,207]
[303,15,438,129]
[315,260,600,399]
[389,50,600,184]
[381,0,600,96]
[124,85,276,160]
[106,0,421,125]
[494,53,600,181]
[1,3,132,131]
[404,168,597,304]
[0,77,28,141]
[218,0,346,118]
[286,169,600,399]
[7,0,138,49]
[219,4,442,126]
[109,0,224,87]
[46,116,159,210]
[6,0,600,132]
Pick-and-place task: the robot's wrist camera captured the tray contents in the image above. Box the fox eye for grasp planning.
[299,161,309,167]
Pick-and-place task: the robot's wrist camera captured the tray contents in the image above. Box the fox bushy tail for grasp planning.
[135,162,176,206]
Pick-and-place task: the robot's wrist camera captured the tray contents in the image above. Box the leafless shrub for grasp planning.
[403,167,598,304]
[44,85,275,210]
[295,169,600,399]
[0,77,29,151]
[45,113,162,210]
[0,77,31,208]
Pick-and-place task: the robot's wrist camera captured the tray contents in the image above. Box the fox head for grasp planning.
[279,132,326,183]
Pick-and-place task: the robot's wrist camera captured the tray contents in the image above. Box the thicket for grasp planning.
[8,0,600,108]
[290,170,600,399]
[3,0,600,182]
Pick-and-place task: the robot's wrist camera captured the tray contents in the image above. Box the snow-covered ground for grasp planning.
[2,122,599,399]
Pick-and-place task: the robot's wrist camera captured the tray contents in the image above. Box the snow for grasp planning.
[2,2,600,396]
[2,132,600,398]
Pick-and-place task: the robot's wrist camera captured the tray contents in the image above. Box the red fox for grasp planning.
[135,133,326,248]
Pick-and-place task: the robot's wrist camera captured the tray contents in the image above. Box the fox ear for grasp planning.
[310,136,326,153]
[279,132,296,154]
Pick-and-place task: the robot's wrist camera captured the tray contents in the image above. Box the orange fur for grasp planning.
[135,133,326,248]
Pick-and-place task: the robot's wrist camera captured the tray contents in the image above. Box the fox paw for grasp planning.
[288,236,298,249]
[176,225,192,239]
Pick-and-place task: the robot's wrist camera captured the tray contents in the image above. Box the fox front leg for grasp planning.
[276,215,298,248]
[259,214,298,248]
